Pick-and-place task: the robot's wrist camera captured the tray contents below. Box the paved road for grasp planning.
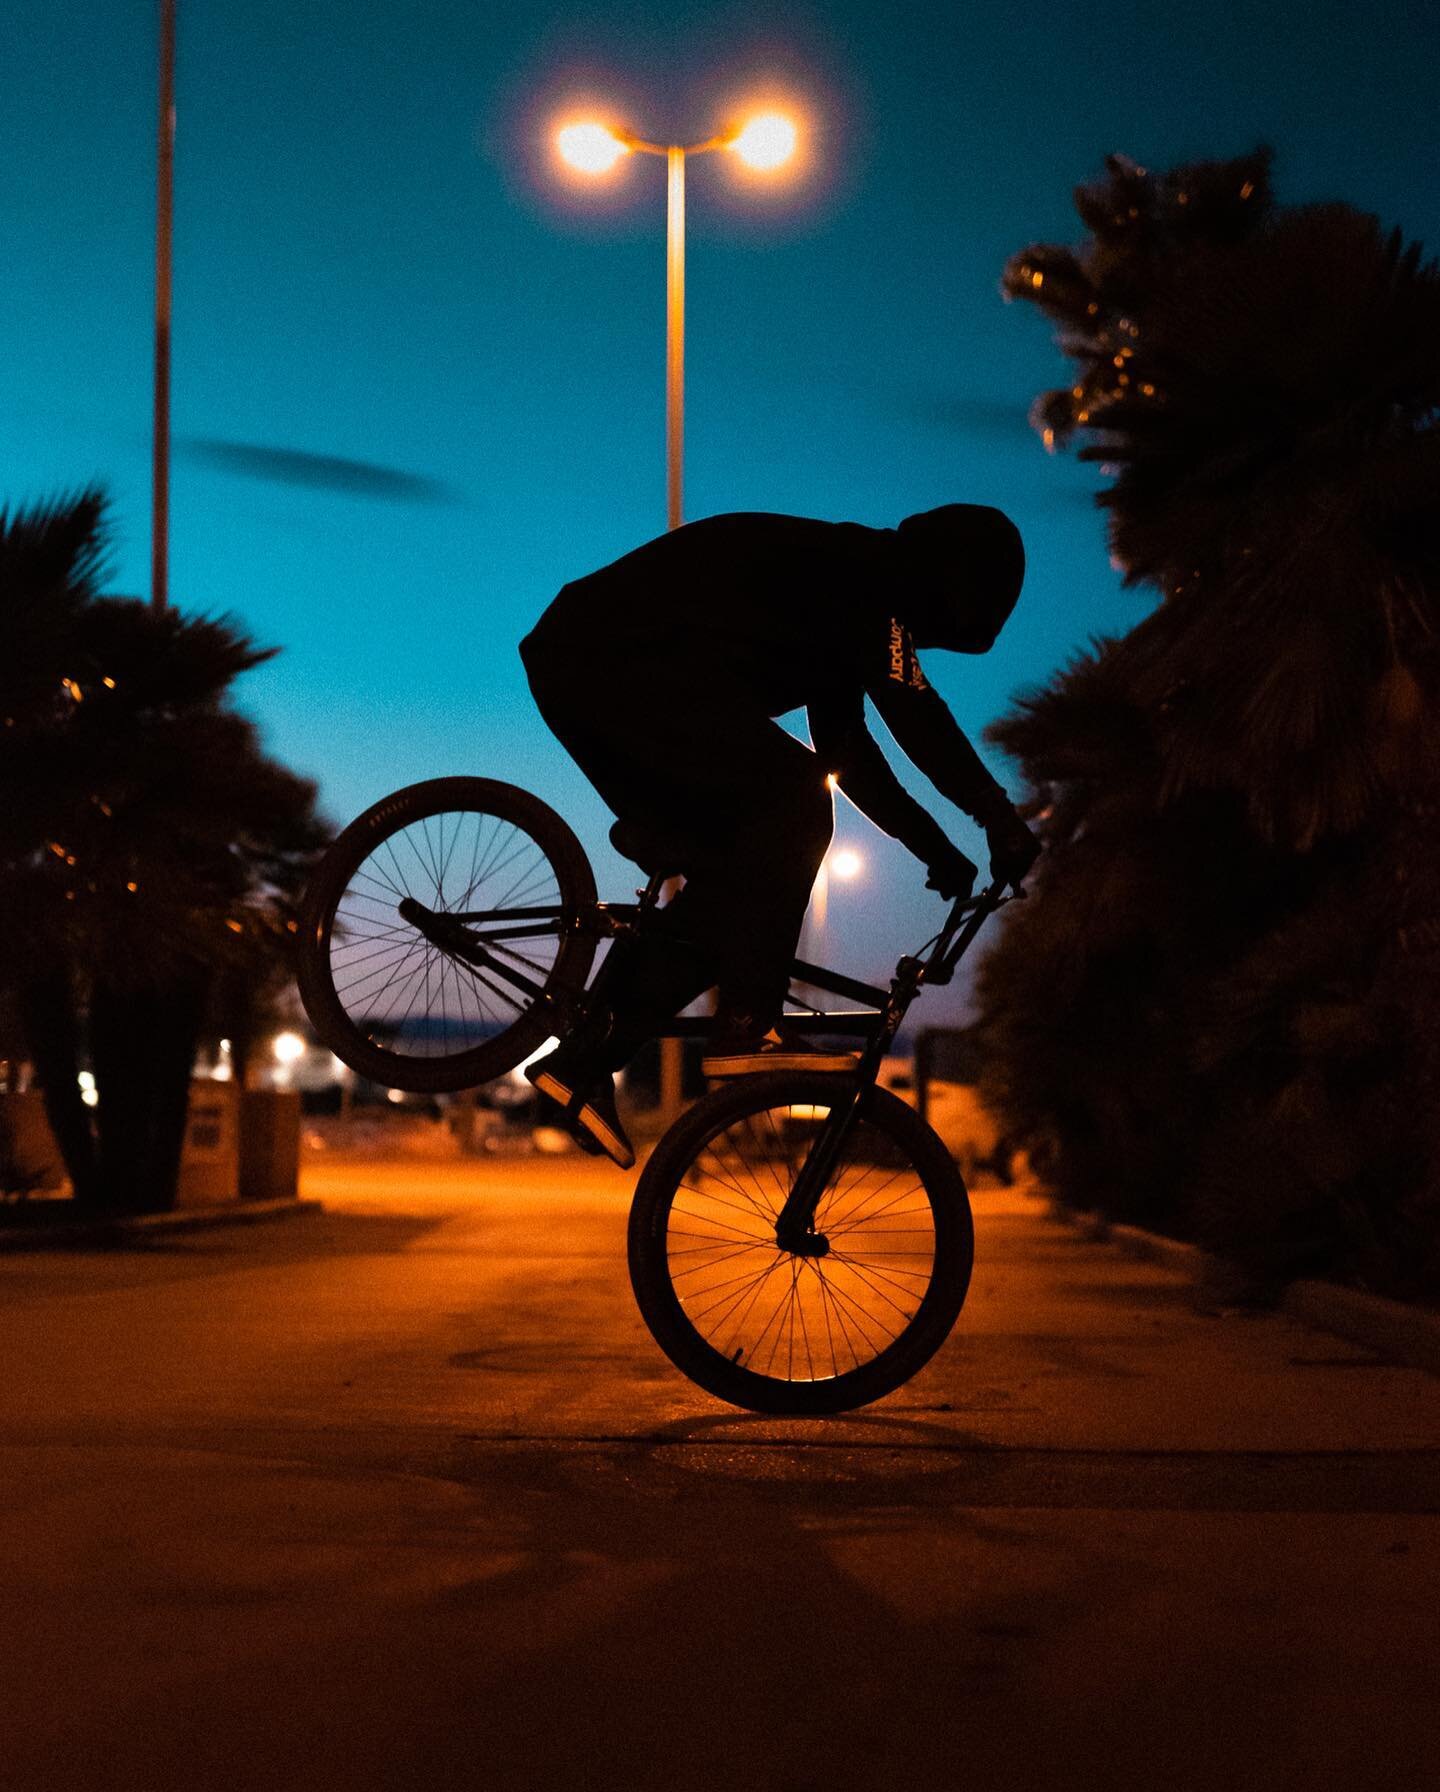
[3,1155,1438,1791]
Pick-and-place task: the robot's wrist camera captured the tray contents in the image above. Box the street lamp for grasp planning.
[554,108,800,530]
[271,1031,306,1088]
[554,103,801,1120]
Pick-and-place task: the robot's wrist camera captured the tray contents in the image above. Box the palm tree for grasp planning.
[977,151,1440,1292]
[0,490,327,1215]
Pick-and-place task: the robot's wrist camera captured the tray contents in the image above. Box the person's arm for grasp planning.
[868,675,1010,825]
[869,674,1040,886]
[806,688,976,895]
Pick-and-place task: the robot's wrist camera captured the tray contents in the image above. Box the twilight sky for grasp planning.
[6,0,1438,1009]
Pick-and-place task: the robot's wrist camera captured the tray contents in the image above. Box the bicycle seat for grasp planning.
[609,818,698,877]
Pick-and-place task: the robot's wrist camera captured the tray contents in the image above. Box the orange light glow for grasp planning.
[729,111,797,171]
[556,120,630,175]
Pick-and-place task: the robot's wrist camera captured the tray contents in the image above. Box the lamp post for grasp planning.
[555,110,798,533]
[152,0,176,610]
[554,108,799,1119]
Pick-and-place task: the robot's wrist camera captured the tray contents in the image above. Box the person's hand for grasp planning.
[925,842,977,902]
[985,807,1041,890]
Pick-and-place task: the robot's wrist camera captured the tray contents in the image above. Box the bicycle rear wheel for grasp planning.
[296,777,596,1093]
[628,1072,974,1414]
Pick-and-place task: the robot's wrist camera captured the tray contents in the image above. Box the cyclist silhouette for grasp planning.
[519,504,1038,1166]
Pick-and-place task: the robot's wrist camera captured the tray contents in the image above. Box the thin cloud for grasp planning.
[181,437,459,504]
[906,392,1036,439]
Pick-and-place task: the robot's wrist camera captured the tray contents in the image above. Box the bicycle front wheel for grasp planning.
[296,777,596,1093]
[628,1072,974,1414]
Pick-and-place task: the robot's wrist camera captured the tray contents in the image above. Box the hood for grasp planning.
[893,504,1025,652]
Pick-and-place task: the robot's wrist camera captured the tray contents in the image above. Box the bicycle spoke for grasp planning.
[688,1154,780,1229]
[668,1213,774,1244]
[820,1254,915,1326]
[821,1161,914,1233]
[676,1178,777,1231]
[808,1263,904,1349]
[825,1181,932,1244]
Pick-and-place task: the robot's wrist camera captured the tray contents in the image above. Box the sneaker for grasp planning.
[525,1045,635,1169]
[702,1019,859,1078]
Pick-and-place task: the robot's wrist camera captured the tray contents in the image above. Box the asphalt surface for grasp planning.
[3,1153,1438,1791]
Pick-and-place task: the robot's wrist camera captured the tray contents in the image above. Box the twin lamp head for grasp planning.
[557,112,799,176]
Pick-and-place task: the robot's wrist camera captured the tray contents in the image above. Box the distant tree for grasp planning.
[0,489,327,1215]
[976,150,1440,1293]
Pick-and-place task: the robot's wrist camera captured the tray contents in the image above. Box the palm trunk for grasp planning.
[91,972,209,1215]
[15,971,99,1207]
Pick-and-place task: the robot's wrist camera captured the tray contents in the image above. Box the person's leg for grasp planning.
[519,654,715,1160]
[598,708,862,1071]
[521,657,848,1122]
[664,764,857,1072]
[661,777,831,1027]
[523,649,721,1041]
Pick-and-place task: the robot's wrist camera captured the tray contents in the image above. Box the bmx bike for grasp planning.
[295,776,1016,1414]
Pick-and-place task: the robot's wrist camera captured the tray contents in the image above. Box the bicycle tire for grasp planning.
[628,1072,974,1414]
[296,777,597,1093]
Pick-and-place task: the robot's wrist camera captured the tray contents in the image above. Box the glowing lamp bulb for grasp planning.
[557,122,629,175]
[272,1030,307,1067]
[730,112,797,171]
[830,848,863,881]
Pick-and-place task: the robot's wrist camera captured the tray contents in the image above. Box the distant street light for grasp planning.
[808,845,863,945]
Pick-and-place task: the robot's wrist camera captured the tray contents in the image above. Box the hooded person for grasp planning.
[519,504,1039,1167]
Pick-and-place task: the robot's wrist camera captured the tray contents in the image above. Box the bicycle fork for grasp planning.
[772,958,919,1255]
[772,1084,864,1256]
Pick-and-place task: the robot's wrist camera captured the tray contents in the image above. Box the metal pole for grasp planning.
[665,146,685,531]
[658,145,687,1122]
[151,0,175,610]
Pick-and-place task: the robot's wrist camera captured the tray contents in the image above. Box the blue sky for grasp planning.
[6,0,1437,1010]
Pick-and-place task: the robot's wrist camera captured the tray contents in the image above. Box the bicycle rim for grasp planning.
[629,1075,972,1414]
[300,779,595,1091]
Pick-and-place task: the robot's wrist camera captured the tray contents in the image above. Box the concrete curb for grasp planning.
[1038,1190,1440,1377]
[1282,1280,1440,1376]
[0,1197,323,1252]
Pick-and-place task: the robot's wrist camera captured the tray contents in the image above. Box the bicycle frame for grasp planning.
[402,874,1009,1041]
[399,880,897,1039]
[401,873,1014,1252]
